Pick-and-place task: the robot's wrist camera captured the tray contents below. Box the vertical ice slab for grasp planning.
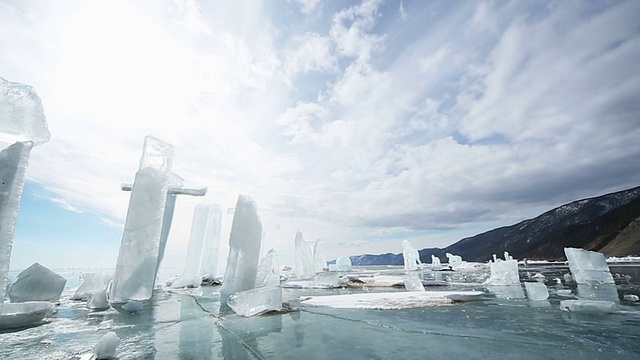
[0,141,32,313]
[445,253,464,267]
[487,259,520,285]
[172,204,220,288]
[199,204,222,280]
[431,255,441,266]
[564,247,614,284]
[402,240,421,271]
[313,238,326,272]
[109,136,174,303]
[294,231,315,278]
[220,195,263,305]
[227,286,282,316]
[256,249,280,288]
[1,77,49,315]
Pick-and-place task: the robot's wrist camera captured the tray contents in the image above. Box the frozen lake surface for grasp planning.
[2,264,640,359]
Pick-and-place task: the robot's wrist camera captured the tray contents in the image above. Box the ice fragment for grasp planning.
[93,331,120,359]
[256,249,280,288]
[559,299,616,314]
[227,286,282,317]
[8,263,66,302]
[313,238,327,272]
[335,256,352,271]
[524,282,549,301]
[294,231,315,278]
[402,240,421,271]
[0,77,50,145]
[564,248,614,284]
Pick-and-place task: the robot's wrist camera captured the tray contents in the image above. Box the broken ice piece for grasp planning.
[557,289,573,297]
[121,300,143,312]
[0,77,50,145]
[524,282,549,301]
[255,249,280,288]
[72,273,111,300]
[294,231,315,278]
[559,300,616,314]
[97,319,114,330]
[227,286,282,317]
[9,263,66,303]
[486,259,520,286]
[93,331,120,359]
[623,294,639,302]
[89,289,110,311]
[0,301,55,329]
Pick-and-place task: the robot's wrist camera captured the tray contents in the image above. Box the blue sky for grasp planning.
[2,0,639,270]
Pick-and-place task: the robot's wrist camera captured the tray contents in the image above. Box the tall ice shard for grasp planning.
[564,247,614,285]
[1,77,49,314]
[313,238,326,272]
[294,231,315,278]
[0,142,33,313]
[220,195,263,305]
[109,136,174,303]
[199,204,222,280]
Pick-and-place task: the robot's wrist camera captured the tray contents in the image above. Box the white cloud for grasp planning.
[2,0,639,268]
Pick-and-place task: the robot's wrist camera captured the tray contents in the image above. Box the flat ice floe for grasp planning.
[301,290,485,310]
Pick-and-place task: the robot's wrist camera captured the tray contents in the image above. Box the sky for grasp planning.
[1,0,639,271]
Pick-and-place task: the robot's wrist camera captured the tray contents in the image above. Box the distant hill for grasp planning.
[349,185,640,265]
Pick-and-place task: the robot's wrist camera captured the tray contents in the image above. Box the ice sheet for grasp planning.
[301,291,485,309]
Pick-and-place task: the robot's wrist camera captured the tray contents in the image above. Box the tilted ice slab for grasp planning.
[72,273,111,300]
[301,291,485,310]
[255,249,280,288]
[9,263,67,302]
[0,301,55,329]
[485,259,520,286]
[564,248,614,284]
[220,195,263,305]
[109,136,174,303]
[172,204,215,288]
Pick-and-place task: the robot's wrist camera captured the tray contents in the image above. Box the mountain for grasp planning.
[349,185,640,265]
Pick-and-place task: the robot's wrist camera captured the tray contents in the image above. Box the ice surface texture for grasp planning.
[402,240,421,271]
[8,263,67,302]
[227,286,282,316]
[93,331,120,359]
[0,141,33,314]
[173,204,221,288]
[294,231,315,278]
[220,195,263,305]
[564,248,614,284]
[109,136,174,303]
[524,282,549,301]
[0,301,55,329]
[256,249,280,288]
[0,77,49,146]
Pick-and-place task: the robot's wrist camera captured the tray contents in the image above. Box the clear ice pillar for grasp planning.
[0,77,50,314]
[121,176,206,277]
[199,204,221,280]
[172,204,221,288]
[109,136,175,303]
[220,195,263,305]
[402,240,421,271]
